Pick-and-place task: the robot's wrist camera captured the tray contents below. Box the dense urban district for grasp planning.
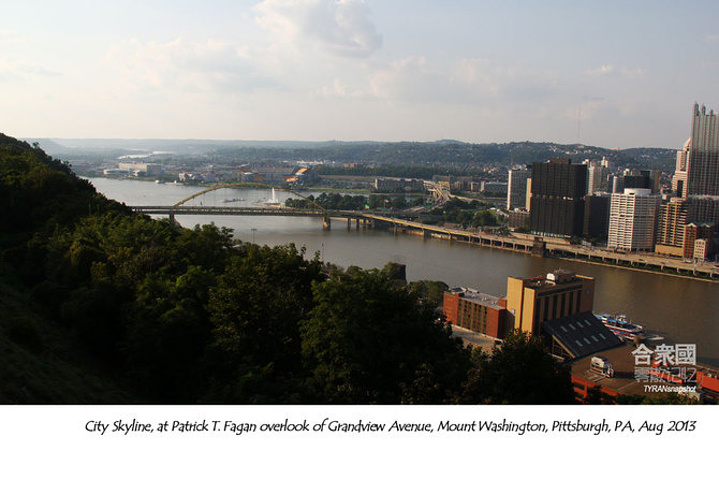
[2,104,718,404]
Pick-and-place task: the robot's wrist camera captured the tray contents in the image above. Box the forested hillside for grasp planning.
[0,133,577,404]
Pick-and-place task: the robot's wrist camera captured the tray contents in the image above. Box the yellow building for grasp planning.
[505,270,595,335]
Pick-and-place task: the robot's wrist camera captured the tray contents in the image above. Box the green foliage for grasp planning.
[285,192,368,211]
[428,198,501,228]
[460,330,576,404]
[300,268,469,404]
[0,134,126,243]
[203,244,323,403]
[0,133,611,405]
[408,280,449,308]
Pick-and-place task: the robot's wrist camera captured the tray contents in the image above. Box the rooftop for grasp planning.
[571,344,670,398]
[447,288,503,309]
[512,269,587,290]
[543,312,623,359]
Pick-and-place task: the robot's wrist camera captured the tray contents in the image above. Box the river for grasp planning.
[88,177,719,366]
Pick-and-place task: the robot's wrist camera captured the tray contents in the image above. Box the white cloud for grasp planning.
[104,37,272,96]
[253,0,382,58]
[620,67,646,79]
[363,56,559,108]
[586,64,646,78]
[0,56,61,82]
[586,64,615,76]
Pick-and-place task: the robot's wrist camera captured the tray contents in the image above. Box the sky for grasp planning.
[1,0,719,149]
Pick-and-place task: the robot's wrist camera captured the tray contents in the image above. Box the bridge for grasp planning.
[130,183,719,279]
[132,205,327,217]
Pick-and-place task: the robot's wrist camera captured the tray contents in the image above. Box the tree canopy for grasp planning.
[0,132,586,405]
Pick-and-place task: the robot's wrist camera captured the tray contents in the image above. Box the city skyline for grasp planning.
[2,1,719,148]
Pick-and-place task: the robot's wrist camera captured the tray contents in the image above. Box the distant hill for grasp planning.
[23,138,677,171]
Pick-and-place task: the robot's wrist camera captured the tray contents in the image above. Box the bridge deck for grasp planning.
[132,205,327,216]
[130,205,718,279]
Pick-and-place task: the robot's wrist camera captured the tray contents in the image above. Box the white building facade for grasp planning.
[607,188,661,251]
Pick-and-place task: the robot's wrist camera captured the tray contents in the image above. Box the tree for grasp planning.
[408,280,449,308]
[202,244,323,403]
[460,330,576,404]
[300,268,469,404]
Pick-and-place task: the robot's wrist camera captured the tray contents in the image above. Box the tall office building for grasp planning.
[507,166,530,210]
[672,138,690,198]
[686,103,719,197]
[607,188,661,251]
[529,158,587,237]
[669,104,719,241]
[583,193,611,240]
[587,162,609,195]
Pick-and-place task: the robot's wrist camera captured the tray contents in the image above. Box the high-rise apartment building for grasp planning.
[507,167,530,210]
[529,158,587,237]
[607,188,661,251]
[655,198,689,257]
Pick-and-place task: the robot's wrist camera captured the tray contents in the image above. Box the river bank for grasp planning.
[365,217,719,283]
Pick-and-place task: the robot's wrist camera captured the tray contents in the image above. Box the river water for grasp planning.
[89,177,719,366]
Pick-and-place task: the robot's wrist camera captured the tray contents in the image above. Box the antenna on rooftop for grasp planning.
[577,105,582,142]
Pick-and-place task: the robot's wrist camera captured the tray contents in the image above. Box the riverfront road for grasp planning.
[360,214,719,280]
[544,243,719,279]
[131,204,719,280]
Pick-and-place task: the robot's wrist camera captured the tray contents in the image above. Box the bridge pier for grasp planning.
[347,218,352,231]
[323,216,331,231]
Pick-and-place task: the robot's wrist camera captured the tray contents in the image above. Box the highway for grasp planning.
[131,203,719,280]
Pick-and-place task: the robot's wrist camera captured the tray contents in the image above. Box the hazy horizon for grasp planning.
[3,1,719,149]
[23,136,680,153]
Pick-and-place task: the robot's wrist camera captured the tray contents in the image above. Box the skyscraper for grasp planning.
[686,103,719,197]
[529,158,587,237]
[587,162,609,195]
[507,166,530,210]
[672,138,690,198]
